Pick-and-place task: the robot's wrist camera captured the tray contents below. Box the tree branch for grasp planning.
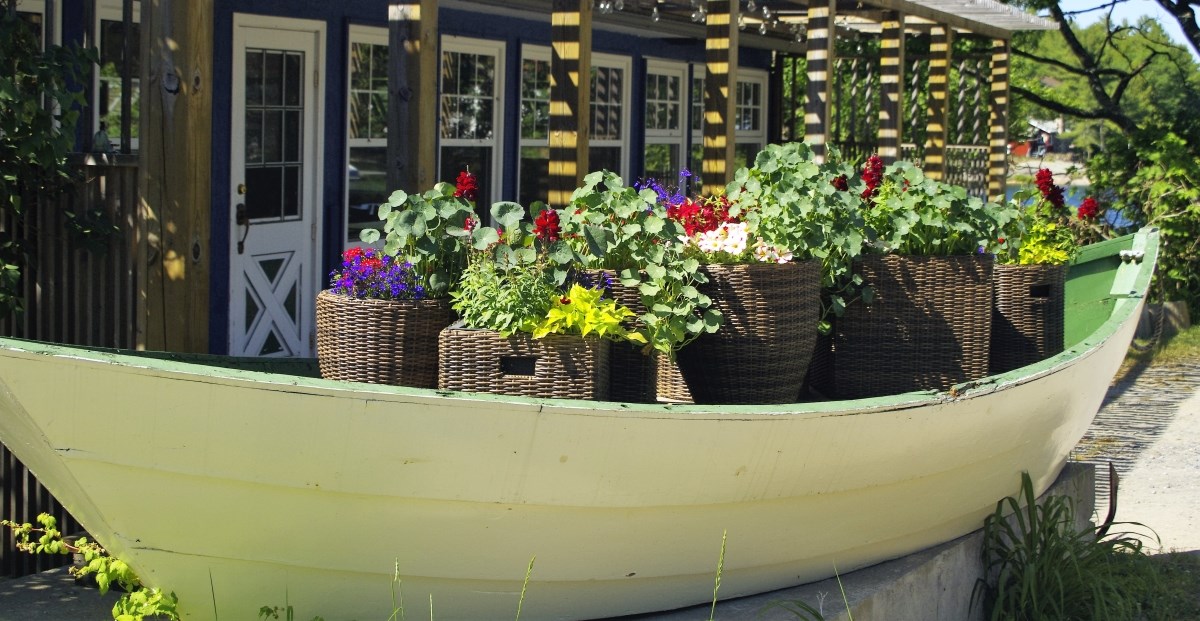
[1009,83,1127,124]
[1155,0,1200,58]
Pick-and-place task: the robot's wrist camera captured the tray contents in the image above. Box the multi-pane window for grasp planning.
[439,37,504,221]
[243,48,305,221]
[97,1,140,149]
[518,46,551,207]
[690,67,769,180]
[644,60,686,182]
[345,27,389,244]
[589,54,630,178]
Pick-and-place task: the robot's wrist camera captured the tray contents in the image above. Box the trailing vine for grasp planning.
[2,513,179,621]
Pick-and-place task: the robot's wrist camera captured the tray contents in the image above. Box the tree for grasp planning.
[1155,0,1200,57]
[0,4,93,314]
[1010,1,1200,310]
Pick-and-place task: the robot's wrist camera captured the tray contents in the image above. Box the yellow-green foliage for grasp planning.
[532,284,644,343]
[1017,221,1076,265]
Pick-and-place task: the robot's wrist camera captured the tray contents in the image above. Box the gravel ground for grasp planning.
[1072,357,1200,553]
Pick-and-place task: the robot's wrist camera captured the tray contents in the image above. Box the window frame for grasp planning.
[517,44,551,207]
[94,0,141,151]
[16,0,61,47]
[588,52,632,180]
[643,58,687,180]
[342,24,389,248]
[437,35,506,213]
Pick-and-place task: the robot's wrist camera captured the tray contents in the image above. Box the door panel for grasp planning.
[230,17,324,356]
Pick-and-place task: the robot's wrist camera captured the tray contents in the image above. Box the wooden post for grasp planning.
[138,0,212,352]
[120,0,133,153]
[387,1,438,194]
[548,0,591,207]
[877,11,905,165]
[923,25,953,179]
[701,0,737,195]
[987,38,1010,202]
[804,0,835,162]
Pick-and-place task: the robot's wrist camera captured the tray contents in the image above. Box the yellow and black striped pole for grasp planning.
[548,0,592,207]
[877,11,905,165]
[702,0,738,196]
[987,38,1010,202]
[923,25,952,179]
[803,0,836,163]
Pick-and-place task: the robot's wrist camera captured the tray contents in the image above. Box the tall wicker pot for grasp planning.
[438,324,611,401]
[833,254,994,399]
[315,290,455,388]
[582,269,657,403]
[674,260,822,404]
[990,263,1067,374]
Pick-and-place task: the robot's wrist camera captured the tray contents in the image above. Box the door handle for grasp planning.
[236,203,251,254]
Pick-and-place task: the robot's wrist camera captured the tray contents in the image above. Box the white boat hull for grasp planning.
[0,232,1156,620]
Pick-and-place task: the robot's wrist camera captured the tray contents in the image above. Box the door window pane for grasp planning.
[245,48,305,222]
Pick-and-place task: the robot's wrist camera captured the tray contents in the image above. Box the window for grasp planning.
[518,45,551,207]
[15,0,59,48]
[439,36,504,223]
[689,67,769,183]
[734,70,768,169]
[589,54,631,179]
[344,26,389,244]
[643,60,686,183]
[96,1,141,150]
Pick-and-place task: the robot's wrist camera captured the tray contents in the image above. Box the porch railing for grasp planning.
[0,153,141,578]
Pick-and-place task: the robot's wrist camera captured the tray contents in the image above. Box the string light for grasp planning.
[651,5,660,21]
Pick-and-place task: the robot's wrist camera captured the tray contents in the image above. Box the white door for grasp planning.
[229,16,325,356]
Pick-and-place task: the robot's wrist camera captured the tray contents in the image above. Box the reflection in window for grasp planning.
[346,38,389,242]
[588,62,625,177]
[99,17,141,146]
[439,41,503,222]
[644,63,685,183]
[519,54,551,206]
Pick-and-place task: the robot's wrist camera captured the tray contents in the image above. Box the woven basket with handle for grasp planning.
[990,262,1067,374]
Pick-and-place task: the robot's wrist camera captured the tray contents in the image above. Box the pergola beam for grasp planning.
[923,25,952,179]
[877,10,905,164]
[987,38,1010,201]
[548,0,592,207]
[701,0,738,194]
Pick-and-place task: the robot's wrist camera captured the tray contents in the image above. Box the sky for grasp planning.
[1055,0,1200,60]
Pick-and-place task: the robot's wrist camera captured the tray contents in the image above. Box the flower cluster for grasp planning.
[832,174,849,192]
[534,208,561,242]
[860,154,884,200]
[665,195,731,237]
[1077,196,1100,220]
[692,221,749,256]
[1035,168,1065,211]
[329,247,425,300]
[753,239,794,264]
[454,170,478,202]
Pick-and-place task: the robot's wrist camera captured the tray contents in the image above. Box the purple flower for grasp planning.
[329,247,426,300]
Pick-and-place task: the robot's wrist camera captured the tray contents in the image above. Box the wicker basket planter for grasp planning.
[438,323,611,401]
[833,254,994,399]
[990,263,1067,374]
[673,260,822,404]
[315,290,455,388]
[582,269,657,403]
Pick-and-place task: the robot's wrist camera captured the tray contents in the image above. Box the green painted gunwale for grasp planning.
[0,228,1159,416]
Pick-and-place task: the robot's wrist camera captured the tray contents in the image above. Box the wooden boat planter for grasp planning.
[0,230,1158,621]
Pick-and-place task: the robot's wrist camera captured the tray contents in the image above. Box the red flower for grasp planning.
[998,237,1006,245]
[860,154,884,200]
[463,216,476,232]
[1078,196,1100,220]
[534,209,561,243]
[343,247,365,262]
[832,175,849,192]
[1034,168,1064,210]
[559,296,571,305]
[454,170,478,202]
[666,196,731,237]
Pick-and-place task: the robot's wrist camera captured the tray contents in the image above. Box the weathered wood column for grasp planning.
[387,1,438,193]
[138,0,212,351]
[803,0,835,162]
[701,0,738,195]
[923,25,953,179]
[548,0,592,207]
[877,11,905,165]
[987,38,1010,201]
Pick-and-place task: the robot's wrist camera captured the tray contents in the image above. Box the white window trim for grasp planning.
[438,35,505,207]
[736,68,769,147]
[344,25,389,249]
[518,44,550,205]
[94,0,141,151]
[590,52,631,180]
[643,58,687,179]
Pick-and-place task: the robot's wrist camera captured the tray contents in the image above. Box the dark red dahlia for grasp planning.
[454,170,478,202]
[1034,168,1065,210]
[860,154,884,200]
[1077,196,1100,220]
[832,175,849,192]
[534,209,561,243]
